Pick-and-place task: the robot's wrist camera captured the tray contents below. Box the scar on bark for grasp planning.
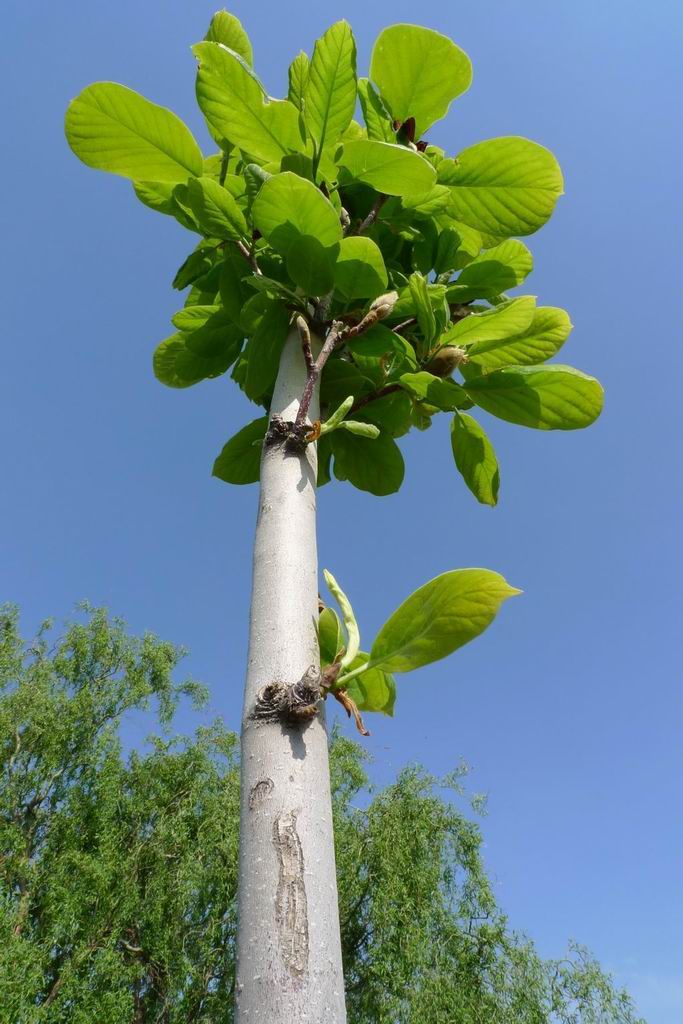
[273,810,309,976]
[251,667,321,725]
[249,777,274,809]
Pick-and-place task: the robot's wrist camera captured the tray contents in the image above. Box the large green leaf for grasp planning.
[204,10,253,65]
[212,416,268,484]
[451,412,500,506]
[464,364,604,430]
[172,245,220,291]
[65,83,203,182]
[193,42,303,163]
[133,180,199,231]
[306,21,357,162]
[320,360,374,408]
[466,307,573,370]
[318,607,345,666]
[288,52,310,112]
[240,296,291,401]
[252,171,342,252]
[369,24,472,138]
[399,372,469,412]
[345,652,396,716]
[408,272,437,344]
[153,330,241,388]
[330,430,404,495]
[178,309,242,358]
[358,78,394,142]
[347,323,417,376]
[443,297,536,348]
[183,176,248,239]
[334,236,388,300]
[171,305,220,332]
[286,235,335,294]
[368,569,519,673]
[448,240,533,301]
[438,137,563,240]
[340,140,436,196]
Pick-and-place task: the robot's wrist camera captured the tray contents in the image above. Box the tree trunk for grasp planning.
[235,329,347,1023]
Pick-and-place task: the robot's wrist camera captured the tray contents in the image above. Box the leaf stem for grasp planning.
[354,194,388,235]
[235,240,262,276]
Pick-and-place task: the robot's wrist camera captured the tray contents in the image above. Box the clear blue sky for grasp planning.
[3,1,682,1019]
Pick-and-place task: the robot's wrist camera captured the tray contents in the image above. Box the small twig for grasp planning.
[296,315,315,375]
[393,317,417,335]
[235,240,262,276]
[294,321,345,430]
[354,194,388,235]
[349,383,402,415]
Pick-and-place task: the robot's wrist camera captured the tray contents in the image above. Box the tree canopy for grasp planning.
[1,606,642,1023]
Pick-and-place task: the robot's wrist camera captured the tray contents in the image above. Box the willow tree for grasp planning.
[65,11,603,1023]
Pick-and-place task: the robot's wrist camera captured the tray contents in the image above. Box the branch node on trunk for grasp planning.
[264,415,311,455]
[251,667,322,725]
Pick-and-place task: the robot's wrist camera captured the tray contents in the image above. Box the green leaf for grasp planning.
[306,21,357,163]
[451,412,500,506]
[65,82,203,182]
[408,272,436,344]
[334,236,388,300]
[345,652,396,716]
[133,180,197,231]
[347,324,417,376]
[368,569,519,673]
[171,304,220,332]
[399,372,469,412]
[464,364,604,430]
[318,607,345,667]
[193,42,303,163]
[180,310,242,358]
[243,298,291,400]
[337,421,380,438]
[286,235,336,294]
[153,330,241,388]
[466,307,573,370]
[447,240,533,301]
[330,429,404,495]
[183,176,248,239]
[288,52,310,113]
[340,140,436,196]
[204,10,253,65]
[320,395,354,436]
[320,360,374,408]
[438,137,563,240]
[172,245,219,290]
[324,569,360,669]
[369,24,472,138]
[358,78,394,142]
[354,391,413,438]
[212,416,268,484]
[219,249,252,322]
[443,296,536,349]
[391,281,447,323]
[252,171,342,252]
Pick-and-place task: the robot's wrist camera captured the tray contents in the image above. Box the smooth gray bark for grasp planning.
[235,329,347,1023]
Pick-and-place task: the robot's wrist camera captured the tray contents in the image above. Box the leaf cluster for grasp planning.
[0,607,644,1023]
[65,12,603,503]
[320,568,519,718]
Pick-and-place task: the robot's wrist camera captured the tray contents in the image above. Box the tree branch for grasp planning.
[354,194,388,235]
[235,240,262,276]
